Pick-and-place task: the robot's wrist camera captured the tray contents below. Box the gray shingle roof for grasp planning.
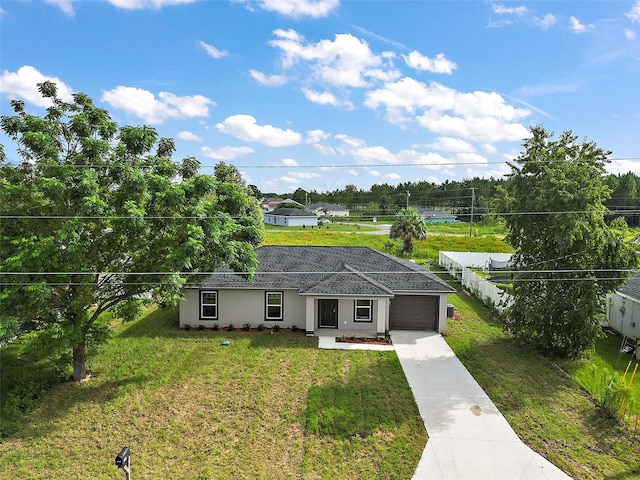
[194,246,456,296]
[618,273,640,302]
[266,208,316,217]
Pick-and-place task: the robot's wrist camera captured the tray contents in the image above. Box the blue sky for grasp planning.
[1,0,639,193]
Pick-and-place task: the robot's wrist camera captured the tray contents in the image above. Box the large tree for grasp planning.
[498,126,637,357]
[389,207,428,255]
[0,82,263,381]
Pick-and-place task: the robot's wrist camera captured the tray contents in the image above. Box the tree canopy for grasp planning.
[497,126,638,357]
[0,82,263,381]
[389,207,428,255]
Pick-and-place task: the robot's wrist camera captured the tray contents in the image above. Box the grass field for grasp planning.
[264,230,511,266]
[0,308,425,479]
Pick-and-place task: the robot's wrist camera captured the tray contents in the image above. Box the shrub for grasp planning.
[291,325,298,332]
[212,323,219,331]
[226,324,234,331]
[198,325,205,331]
[183,324,191,331]
[272,324,280,332]
[578,365,632,420]
[242,323,251,331]
[257,324,265,331]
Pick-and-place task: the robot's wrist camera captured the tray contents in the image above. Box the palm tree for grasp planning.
[390,207,427,255]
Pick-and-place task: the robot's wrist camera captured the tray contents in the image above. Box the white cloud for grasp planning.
[282,158,298,166]
[215,114,302,146]
[198,41,228,59]
[177,130,202,141]
[386,172,401,180]
[625,29,637,40]
[280,170,321,185]
[402,51,457,75]
[456,152,488,165]
[427,137,475,153]
[606,159,640,175]
[102,86,214,124]
[417,112,530,143]
[269,30,400,89]
[348,169,358,176]
[365,77,531,142]
[569,16,589,34]
[301,88,354,109]
[306,129,330,143]
[492,3,528,16]
[250,70,288,86]
[301,88,339,106]
[369,170,381,176]
[200,145,255,160]
[482,144,498,154]
[0,65,73,107]
[241,0,340,18]
[107,0,199,9]
[44,0,75,14]
[627,1,640,23]
[534,14,556,29]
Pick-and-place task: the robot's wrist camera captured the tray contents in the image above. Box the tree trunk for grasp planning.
[73,342,87,381]
[403,236,414,255]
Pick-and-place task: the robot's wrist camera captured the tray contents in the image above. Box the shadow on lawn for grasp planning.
[5,373,148,440]
[304,353,426,440]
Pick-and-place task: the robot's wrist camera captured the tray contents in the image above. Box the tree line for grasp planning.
[265,171,640,227]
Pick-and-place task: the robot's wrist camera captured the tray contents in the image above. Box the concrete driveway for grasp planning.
[391,331,573,480]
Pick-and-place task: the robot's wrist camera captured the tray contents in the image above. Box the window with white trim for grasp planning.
[266,291,283,320]
[200,291,218,319]
[355,299,373,322]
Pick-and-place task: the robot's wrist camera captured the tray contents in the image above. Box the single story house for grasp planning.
[417,208,457,223]
[307,203,350,217]
[261,198,305,213]
[607,273,640,341]
[180,246,456,336]
[263,208,318,227]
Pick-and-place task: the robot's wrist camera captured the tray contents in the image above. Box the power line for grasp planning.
[2,157,639,169]
[1,268,636,276]
[2,209,639,220]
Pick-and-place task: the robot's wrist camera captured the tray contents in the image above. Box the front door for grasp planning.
[318,299,338,328]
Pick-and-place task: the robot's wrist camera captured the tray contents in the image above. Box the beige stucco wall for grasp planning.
[180,288,448,334]
[181,289,389,332]
[180,288,306,329]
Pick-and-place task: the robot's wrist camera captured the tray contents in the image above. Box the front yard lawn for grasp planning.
[0,307,425,479]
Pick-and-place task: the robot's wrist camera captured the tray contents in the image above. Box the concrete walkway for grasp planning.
[318,332,572,478]
[391,331,572,480]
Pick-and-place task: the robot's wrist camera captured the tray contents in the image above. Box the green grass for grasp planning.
[445,291,640,479]
[265,230,511,265]
[567,331,640,422]
[0,307,425,479]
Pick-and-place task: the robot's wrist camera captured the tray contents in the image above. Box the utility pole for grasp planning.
[469,187,475,237]
[406,191,410,208]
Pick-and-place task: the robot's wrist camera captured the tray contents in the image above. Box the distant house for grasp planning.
[417,208,457,223]
[261,198,305,213]
[307,203,350,217]
[180,246,456,336]
[263,208,318,227]
[608,273,640,342]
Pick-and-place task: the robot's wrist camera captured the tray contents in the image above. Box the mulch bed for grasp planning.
[336,336,392,345]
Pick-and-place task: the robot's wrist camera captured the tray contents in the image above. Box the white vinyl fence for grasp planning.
[439,251,513,311]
